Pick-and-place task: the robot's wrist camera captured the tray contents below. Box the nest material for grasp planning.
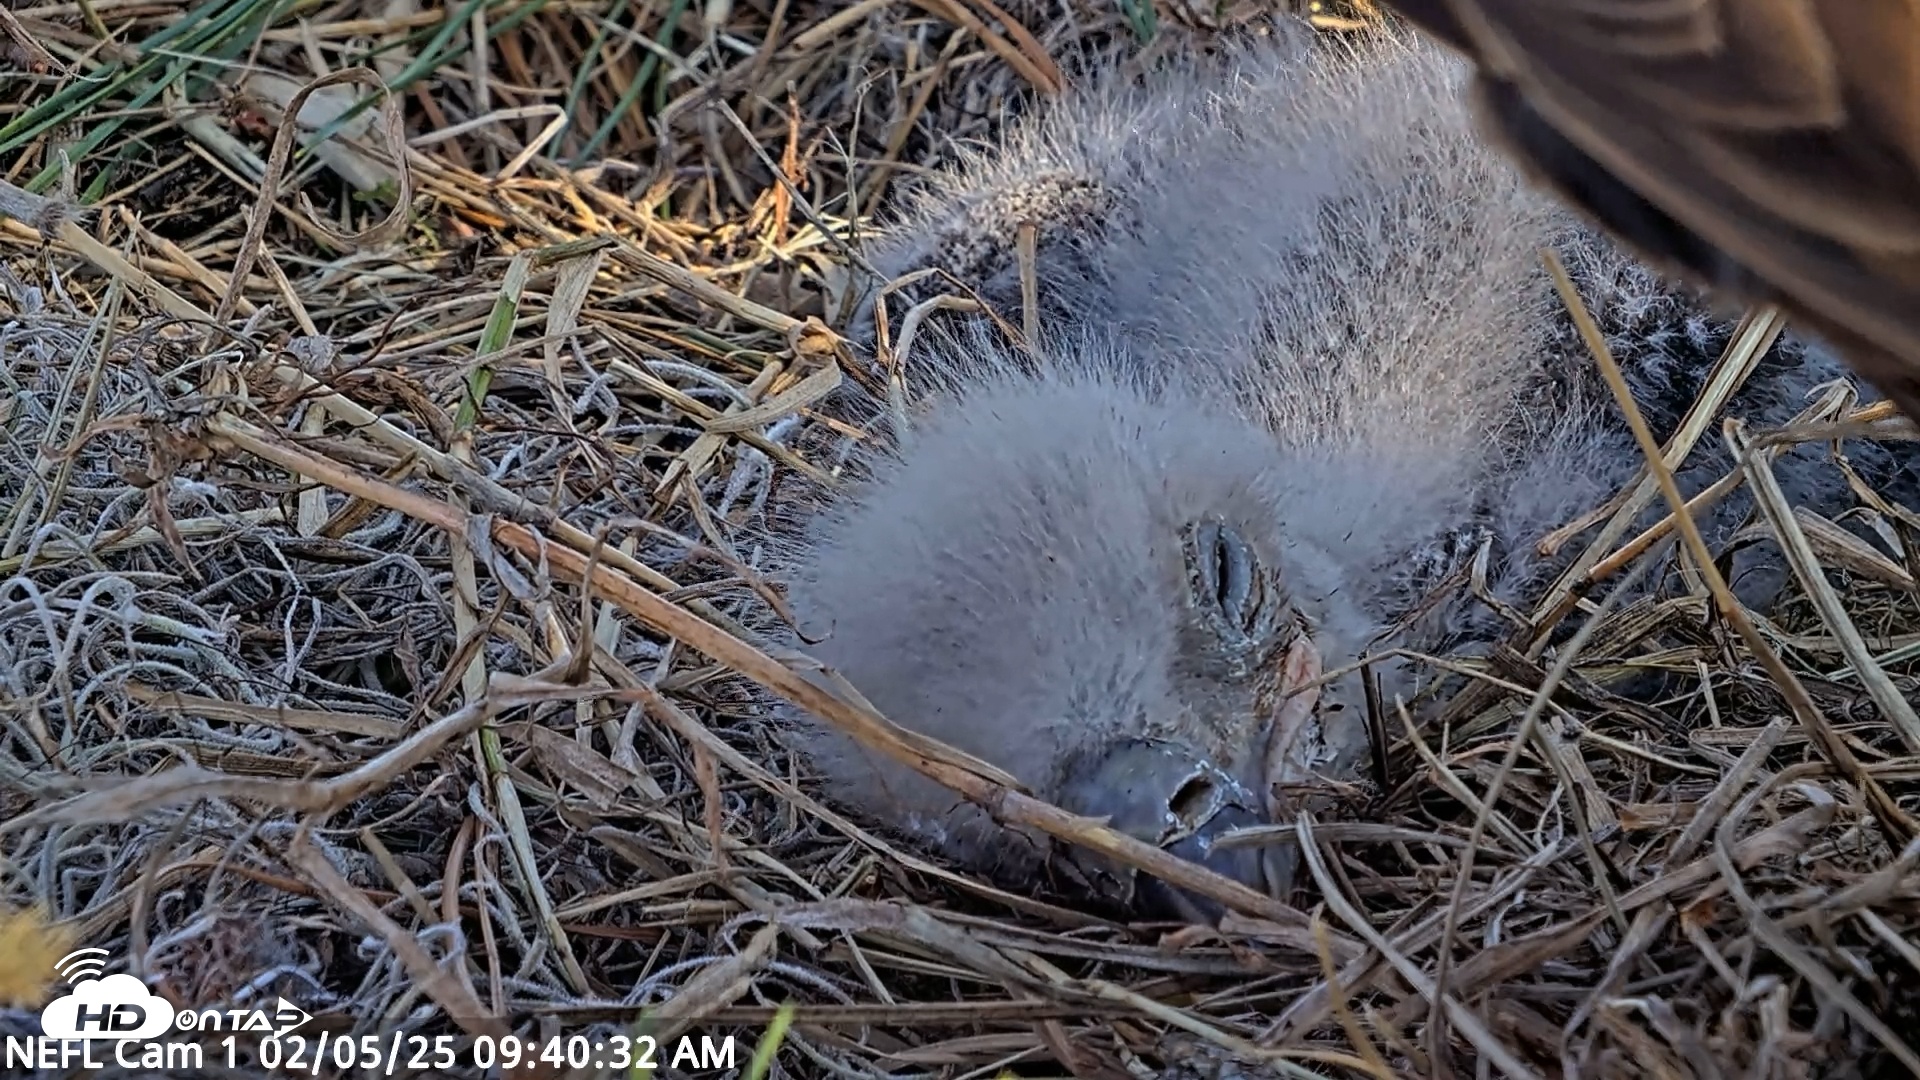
[0,1,1917,1077]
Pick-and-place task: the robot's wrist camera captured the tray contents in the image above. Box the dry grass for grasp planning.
[0,0,1916,1077]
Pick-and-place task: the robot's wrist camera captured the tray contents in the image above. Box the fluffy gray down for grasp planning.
[756,27,1917,917]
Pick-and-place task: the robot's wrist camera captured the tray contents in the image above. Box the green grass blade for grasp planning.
[573,0,688,163]
[743,1003,794,1080]
[455,252,532,431]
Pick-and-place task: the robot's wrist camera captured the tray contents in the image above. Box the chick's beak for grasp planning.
[1162,633,1329,916]
[1057,738,1288,921]
[1057,634,1329,922]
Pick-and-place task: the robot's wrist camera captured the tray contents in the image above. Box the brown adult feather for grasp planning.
[1384,0,1920,418]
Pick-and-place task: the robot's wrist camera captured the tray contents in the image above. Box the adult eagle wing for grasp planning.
[1386,0,1920,419]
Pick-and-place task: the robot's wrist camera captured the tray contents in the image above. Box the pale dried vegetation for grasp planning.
[0,0,1916,1076]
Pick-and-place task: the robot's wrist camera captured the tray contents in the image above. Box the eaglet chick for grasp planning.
[767,28,1916,918]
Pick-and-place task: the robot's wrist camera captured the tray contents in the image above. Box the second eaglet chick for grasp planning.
[771,30,1916,917]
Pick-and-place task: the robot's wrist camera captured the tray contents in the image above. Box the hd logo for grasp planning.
[40,973,176,1041]
[33,948,309,1041]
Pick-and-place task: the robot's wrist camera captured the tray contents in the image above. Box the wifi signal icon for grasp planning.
[53,948,110,985]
